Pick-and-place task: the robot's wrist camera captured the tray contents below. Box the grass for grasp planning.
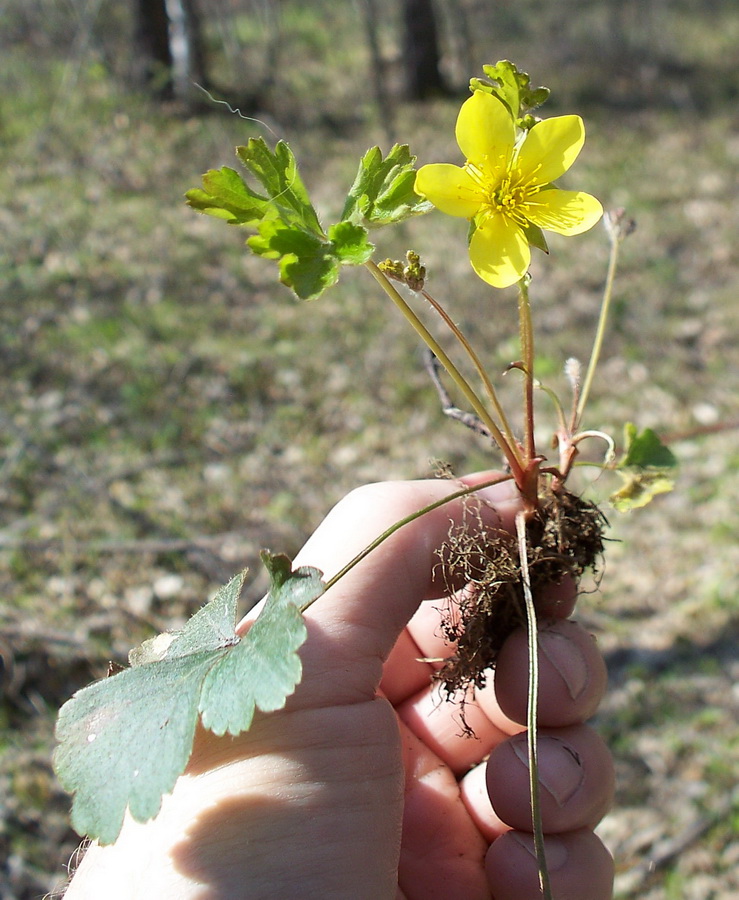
[1,2,738,897]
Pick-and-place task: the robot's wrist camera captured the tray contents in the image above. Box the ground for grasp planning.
[1,2,738,897]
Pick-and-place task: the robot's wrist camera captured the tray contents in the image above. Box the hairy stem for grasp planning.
[420,286,524,469]
[516,278,536,464]
[575,227,621,428]
[316,473,513,598]
[365,260,525,482]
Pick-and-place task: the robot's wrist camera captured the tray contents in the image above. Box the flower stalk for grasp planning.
[419,285,523,468]
[365,260,527,483]
[575,212,627,428]
[516,277,536,463]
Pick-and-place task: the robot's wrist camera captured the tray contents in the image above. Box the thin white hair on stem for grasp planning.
[192,83,303,216]
[192,83,281,140]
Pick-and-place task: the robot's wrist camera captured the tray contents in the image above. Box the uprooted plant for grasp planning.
[52,62,677,896]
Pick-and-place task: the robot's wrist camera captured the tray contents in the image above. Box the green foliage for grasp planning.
[341,144,433,228]
[618,423,678,469]
[610,423,678,511]
[185,165,270,225]
[470,60,550,125]
[328,220,375,265]
[235,140,324,235]
[53,555,325,844]
[186,138,323,234]
[186,139,431,300]
[246,216,342,299]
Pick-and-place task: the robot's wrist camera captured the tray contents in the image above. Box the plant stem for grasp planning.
[365,260,525,482]
[319,473,513,597]
[420,286,524,470]
[516,278,536,463]
[516,511,552,900]
[575,228,621,428]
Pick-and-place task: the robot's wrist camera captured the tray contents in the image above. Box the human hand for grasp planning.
[64,475,614,899]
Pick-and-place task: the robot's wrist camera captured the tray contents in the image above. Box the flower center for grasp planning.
[467,159,539,226]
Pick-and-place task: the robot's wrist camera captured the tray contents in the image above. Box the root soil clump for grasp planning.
[436,486,607,698]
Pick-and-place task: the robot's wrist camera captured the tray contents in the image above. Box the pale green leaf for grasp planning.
[53,560,324,844]
[610,470,676,511]
[199,553,324,735]
[54,650,222,844]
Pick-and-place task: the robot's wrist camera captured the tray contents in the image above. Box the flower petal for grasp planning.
[414,164,482,218]
[455,90,515,172]
[469,212,531,288]
[515,115,586,185]
[523,189,603,235]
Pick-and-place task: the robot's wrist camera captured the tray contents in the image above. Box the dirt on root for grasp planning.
[435,485,608,700]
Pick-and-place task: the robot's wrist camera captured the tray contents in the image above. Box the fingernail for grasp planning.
[539,626,589,701]
[512,734,585,806]
[509,831,569,871]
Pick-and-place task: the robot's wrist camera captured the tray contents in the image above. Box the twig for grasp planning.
[423,349,492,439]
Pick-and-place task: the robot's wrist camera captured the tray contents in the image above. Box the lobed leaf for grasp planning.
[236,138,324,235]
[185,166,269,226]
[247,218,342,300]
[341,144,433,228]
[328,220,375,265]
[53,557,324,844]
[199,553,324,735]
[472,60,550,123]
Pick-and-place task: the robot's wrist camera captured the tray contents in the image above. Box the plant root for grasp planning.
[434,484,607,712]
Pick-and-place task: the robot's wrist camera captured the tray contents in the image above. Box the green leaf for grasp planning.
[618,423,678,469]
[341,144,433,228]
[328,220,374,265]
[472,60,549,123]
[54,649,223,845]
[236,138,324,235]
[53,558,324,843]
[186,139,324,238]
[185,166,269,226]
[248,218,341,300]
[199,553,323,735]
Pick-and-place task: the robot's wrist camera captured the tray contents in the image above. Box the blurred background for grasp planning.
[1,1,737,897]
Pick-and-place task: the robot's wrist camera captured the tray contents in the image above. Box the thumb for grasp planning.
[286,474,521,708]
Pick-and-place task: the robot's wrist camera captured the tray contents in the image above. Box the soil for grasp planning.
[436,484,607,698]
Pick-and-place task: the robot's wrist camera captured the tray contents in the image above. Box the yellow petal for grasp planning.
[515,115,585,185]
[469,212,531,288]
[414,164,482,218]
[523,189,603,235]
[455,91,515,172]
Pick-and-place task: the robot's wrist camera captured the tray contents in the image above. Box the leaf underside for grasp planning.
[53,555,324,844]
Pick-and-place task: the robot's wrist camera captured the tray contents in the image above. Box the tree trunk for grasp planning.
[132,0,173,98]
[132,0,207,101]
[401,0,446,100]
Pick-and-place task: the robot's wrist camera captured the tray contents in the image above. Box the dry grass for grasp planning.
[1,2,738,897]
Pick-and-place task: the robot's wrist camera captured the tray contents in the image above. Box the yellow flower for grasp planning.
[415,91,603,288]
